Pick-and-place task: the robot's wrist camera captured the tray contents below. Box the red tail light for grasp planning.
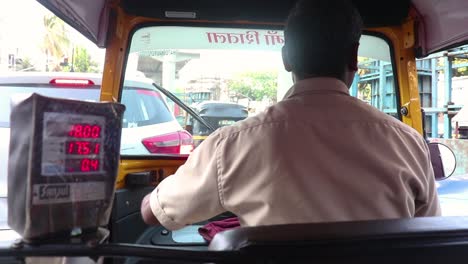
[136,89,162,98]
[142,131,194,155]
[49,78,95,86]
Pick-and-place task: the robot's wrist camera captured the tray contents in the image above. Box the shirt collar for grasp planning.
[283,77,350,100]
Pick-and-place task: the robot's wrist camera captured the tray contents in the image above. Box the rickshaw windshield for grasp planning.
[122,26,398,156]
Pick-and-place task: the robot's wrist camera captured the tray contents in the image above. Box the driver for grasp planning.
[141,0,440,230]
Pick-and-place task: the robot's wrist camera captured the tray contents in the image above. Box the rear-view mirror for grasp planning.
[428,142,456,181]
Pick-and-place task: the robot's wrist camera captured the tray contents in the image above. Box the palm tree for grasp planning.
[42,14,70,71]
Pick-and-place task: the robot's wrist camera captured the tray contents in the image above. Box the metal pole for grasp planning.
[45,50,49,72]
[351,74,359,97]
[431,58,438,138]
[444,56,453,139]
[420,49,468,60]
[70,46,75,72]
[379,62,386,110]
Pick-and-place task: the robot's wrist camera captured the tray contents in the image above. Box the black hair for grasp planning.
[284,0,363,79]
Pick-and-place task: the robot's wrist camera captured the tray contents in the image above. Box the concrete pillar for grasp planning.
[162,54,176,92]
[379,61,386,111]
[125,53,139,76]
[444,56,453,139]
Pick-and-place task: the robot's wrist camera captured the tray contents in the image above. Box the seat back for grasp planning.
[209,217,468,263]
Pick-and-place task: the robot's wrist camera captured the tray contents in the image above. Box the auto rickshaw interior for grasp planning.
[2,0,468,262]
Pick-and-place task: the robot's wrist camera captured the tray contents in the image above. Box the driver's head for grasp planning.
[282,0,363,86]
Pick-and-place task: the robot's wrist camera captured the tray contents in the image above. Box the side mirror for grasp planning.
[428,142,457,181]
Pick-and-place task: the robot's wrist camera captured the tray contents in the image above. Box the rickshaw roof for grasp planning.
[193,101,248,118]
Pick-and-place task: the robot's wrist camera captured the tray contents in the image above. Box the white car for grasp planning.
[0,72,193,239]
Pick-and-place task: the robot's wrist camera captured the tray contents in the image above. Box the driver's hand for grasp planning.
[141,193,160,225]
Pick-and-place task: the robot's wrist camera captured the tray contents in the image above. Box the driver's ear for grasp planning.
[282,46,292,72]
[347,43,359,72]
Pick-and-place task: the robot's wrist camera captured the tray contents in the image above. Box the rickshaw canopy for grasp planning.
[38,0,468,57]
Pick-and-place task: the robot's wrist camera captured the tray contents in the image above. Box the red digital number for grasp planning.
[83,125,91,138]
[80,159,99,172]
[69,124,101,138]
[78,141,91,155]
[90,159,99,171]
[81,159,90,172]
[67,141,100,155]
[68,142,74,154]
[75,125,83,137]
[91,126,101,138]
[94,143,100,155]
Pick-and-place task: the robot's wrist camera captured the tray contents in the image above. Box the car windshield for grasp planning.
[124,26,399,155]
[0,83,101,128]
[0,82,173,128]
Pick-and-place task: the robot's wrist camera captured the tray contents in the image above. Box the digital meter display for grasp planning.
[41,112,106,176]
[66,141,101,155]
[45,122,102,138]
[68,124,102,138]
[65,158,100,173]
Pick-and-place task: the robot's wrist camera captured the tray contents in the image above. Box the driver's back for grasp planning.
[150,77,440,230]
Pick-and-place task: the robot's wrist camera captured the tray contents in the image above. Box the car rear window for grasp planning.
[121,87,174,128]
[0,84,100,128]
[0,83,174,129]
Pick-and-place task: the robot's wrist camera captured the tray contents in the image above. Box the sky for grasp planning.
[0,0,105,70]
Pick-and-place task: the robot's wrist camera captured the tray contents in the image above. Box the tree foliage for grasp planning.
[43,14,70,71]
[453,58,468,77]
[436,57,468,77]
[71,46,99,73]
[228,72,278,102]
[357,57,373,102]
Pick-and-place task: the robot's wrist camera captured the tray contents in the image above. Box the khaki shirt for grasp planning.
[150,77,441,230]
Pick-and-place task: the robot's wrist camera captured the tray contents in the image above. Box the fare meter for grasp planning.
[8,94,125,240]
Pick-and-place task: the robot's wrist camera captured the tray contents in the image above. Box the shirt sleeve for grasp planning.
[414,140,442,217]
[149,132,226,230]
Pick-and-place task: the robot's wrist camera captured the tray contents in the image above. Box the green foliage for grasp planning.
[228,72,278,102]
[453,58,468,77]
[43,14,70,71]
[69,46,99,73]
[436,57,468,77]
[357,57,374,101]
[358,83,372,101]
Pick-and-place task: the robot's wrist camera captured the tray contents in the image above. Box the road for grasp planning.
[437,173,468,216]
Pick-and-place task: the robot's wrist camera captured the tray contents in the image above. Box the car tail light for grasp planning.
[49,78,95,86]
[142,131,194,155]
[136,89,162,98]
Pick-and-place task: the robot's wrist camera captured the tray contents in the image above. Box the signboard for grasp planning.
[130,27,285,54]
[129,26,391,62]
